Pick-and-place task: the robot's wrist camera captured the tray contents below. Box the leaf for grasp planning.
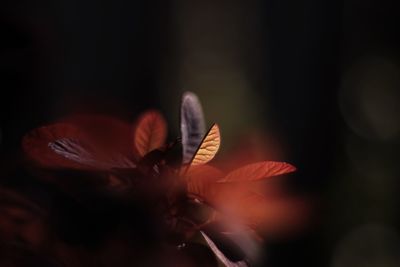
[190,124,221,167]
[187,165,223,180]
[219,161,296,182]
[134,110,167,157]
[64,114,134,156]
[186,165,223,200]
[22,123,92,169]
[48,138,135,169]
[23,123,135,170]
[201,232,249,267]
[181,92,206,164]
[48,138,97,166]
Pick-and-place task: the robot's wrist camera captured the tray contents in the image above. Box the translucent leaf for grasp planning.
[190,124,220,166]
[134,110,167,157]
[219,161,296,182]
[181,92,206,164]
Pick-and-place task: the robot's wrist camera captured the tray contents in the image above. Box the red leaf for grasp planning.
[22,122,135,170]
[133,110,167,157]
[64,114,133,156]
[219,161,296,182]
[22,123,92,169]
[186,165,223,201]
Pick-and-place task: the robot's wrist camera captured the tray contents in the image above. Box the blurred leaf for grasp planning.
[23,118,136,170]
[22,123,95,170]
[49,138,98,166]
[50,138,135,169]
[187,165,223,201]
[201,232,248,267]
[181,92,206,164]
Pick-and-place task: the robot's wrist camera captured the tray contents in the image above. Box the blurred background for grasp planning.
[1,0,400,266]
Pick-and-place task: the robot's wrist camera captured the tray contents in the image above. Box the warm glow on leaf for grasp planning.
[187,165,223,179]
[134,110,167,157]
[187,165,223,200]
[190,124,220,167]
[220,161,296,182]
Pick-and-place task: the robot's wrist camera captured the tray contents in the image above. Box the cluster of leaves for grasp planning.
[1,92,302,267]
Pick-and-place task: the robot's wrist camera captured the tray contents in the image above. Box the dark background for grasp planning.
[1,0,400,266]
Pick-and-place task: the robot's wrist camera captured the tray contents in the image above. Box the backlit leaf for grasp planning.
[190,124,220,167]
[219,161,296,182]
[134,110,167,157]
[181,92,206,164]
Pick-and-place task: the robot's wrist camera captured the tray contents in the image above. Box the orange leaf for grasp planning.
[186,165,223,200]
[219,161,296,182]
[189,124,220,167]
[134,111,167,157]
